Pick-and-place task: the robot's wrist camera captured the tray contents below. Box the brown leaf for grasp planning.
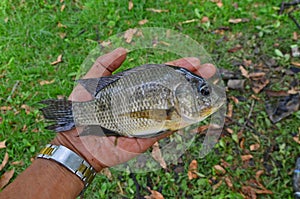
[151,142,167,169]
[0,140,6,149]
[128,0,133,10]
[201,16,209,23]
[250,143,260,151]
[239,137,245,149]
[0,152,9,171]
[220,159,230,168]
[230,96,239,104]
[251,77,269,94]
[291,61,300,67]
[212,179,223,190]
[293,32,298,41]
[188,160,198,180]
[51,54,63,65]
[21,104,31,114]
[57,22,67,28]
[60,4,65,12]
[0,106,12,111]
[145,187,164,199]
[293,135,300,144]
[226,103,233,118]
[138,19,148,25]
[225,128,234,134]
[224,176,233,189]
[100,168,112,180]
[59,32,67,39]
[39,79,55,86]
[228,44,243,53]
[239,65,249,78]
[124,28,137,43]
[242,186,257,199]
[229,18,249,24]
[11,161,24,166]
[146,8,169,13]
[249,72,266,78]
[214,165,226,175]
[241,154,253,161]
[210,0,223,7]
[251,94,261,101]
[0,169,14,189]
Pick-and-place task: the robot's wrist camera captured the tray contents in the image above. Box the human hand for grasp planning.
[52,47,216,172]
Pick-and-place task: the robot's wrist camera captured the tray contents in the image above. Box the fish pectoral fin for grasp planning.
[78,125,121,137]
[120,107,178,121]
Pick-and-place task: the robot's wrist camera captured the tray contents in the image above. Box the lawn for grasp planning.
[0,0,300,198]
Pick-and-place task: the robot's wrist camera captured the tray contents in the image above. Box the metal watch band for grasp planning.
[37,144,96,191]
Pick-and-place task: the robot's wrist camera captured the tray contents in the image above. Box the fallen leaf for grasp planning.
[251,94,261,101]
[0,169,14,189]
[124,28,137,43]
[146,8,169,13]
[251,77,269,93]
[145,187,164,199]
[249,72,266,78]
[21,104,31,114]
[241,154,253,161]
[265,90,289,97]
[230,96,239,104]
[51,54,63,65]
[0,140,6,149]
[138,19,148,25]
[224,176,233,189]
[221,159,230,168]
[151,142,167,169]
[293,32,298,41]
[229,18,249,24]
[239,137,245,149]
[39,79,55,86]
[214,165,226,175]
[57,22,67,28]
[100,168,112,180]
[0,152,9,171]
[128,0,133,10]
[250,143,260,151]
[239,66,249,78]
[228,44,243,53]
[210,0,223,8]
[11,161,24,166]
[60,4,65,12]
[212,179,223,190]
[291,61,300,67]
[242,185,257,199]
[243,59,252,67]
[59,32,67,39]
[201,16,209,23]
[225,128,234,134]
[188,160,198,180]
[100,40,112,47]
[4,17,8,23]
[0,106,12,111]
[226,103,233,118]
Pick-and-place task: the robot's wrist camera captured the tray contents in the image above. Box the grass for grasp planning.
[1,0,300,198]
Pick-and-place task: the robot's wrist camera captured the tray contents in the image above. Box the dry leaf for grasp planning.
[145,187,164,199]
[251,94,261,101]
[0,106,12,111]
[146,8,169,13]
[249,72,266,78]
[229,18,249,24]
[11,161,24,166]
[51,54,63,65]
[239,65,249,78]
[250,143,260,151]
[128,0,133,10]
[138,19,148,25]
[224,176,233,188]
[225,128,234,134]
[241,154,253,161]
[213,165,226,175]
[100,168,112,180]
[188,160,198,180]
[230,96,239,104]
[291,61,300,67]
[59,32,67,39]
[21,104,31,114]
[201,16,209,23]
[239,137,245,149]
[293,136,300,144]
[210,0,223,7]
[57,22,67,28]
[212,179,223,190]
[151,142,167,169]
[124,28,137,43]
[0,152,9,171]
[0,169,14,189]
[221,159,230,168]
[251,77,269,93]
[228,44,243,53]
[39,79,55,86]
[0,140,6,149]
[60,4,65,12]
[293,32,298,41]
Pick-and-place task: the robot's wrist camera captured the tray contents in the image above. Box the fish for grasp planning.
[41,64,224,138]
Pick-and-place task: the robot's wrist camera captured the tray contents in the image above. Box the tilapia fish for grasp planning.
[41,64,224,137]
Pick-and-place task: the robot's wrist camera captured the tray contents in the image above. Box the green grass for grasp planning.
[1,0,300,198]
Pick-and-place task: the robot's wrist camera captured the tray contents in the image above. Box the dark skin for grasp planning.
[0,48,216,198]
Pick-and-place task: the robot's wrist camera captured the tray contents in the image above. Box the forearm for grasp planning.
[0,159,83,199]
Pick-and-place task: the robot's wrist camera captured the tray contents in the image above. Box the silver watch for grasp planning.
[37,144,96,192]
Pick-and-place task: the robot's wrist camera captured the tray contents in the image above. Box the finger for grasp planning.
[83,47,127,79]
[166,57,216,79]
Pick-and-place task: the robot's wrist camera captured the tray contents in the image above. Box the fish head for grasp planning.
[173,67,225,123]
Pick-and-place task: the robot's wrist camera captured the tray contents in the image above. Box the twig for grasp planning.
[7,80,20,101]
[242,100,256,131]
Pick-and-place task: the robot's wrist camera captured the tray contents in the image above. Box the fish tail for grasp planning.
[40,99,75,132]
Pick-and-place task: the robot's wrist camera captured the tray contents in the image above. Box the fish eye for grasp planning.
[199,86,210,96]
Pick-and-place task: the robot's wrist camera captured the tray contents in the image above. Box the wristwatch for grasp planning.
[37,144,96,193]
